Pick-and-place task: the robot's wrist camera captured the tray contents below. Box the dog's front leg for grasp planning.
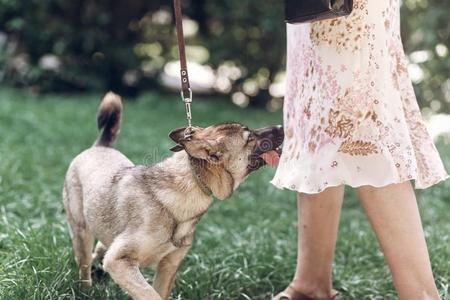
[153,247,190,300]
[103,244,162,300]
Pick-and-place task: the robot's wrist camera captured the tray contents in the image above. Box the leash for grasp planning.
[173,0,214,197]
[173,0,193,137]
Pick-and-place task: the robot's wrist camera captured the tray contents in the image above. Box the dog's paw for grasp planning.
[79,279,92,292]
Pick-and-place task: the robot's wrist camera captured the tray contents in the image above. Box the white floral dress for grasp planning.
[272,0,448,194]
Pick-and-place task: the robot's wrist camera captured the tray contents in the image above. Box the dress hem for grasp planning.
[270,174,449,194]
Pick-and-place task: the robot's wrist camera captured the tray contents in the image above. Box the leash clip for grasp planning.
[174,0,193,138]
[181,88,193,136]
[180,87,192,103]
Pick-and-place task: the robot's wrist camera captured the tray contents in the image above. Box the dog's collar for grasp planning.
[188,156,213,197]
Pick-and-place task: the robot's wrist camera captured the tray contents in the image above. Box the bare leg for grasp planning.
[153,247,190,300]
[103,241,162,300]
[273,185,344,300]
[357,181,441,300]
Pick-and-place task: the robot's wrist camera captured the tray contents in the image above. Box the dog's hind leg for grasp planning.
[63,182,95,290]
[73,229,94,289]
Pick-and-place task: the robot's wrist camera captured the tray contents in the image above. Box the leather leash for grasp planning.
[173,0,213,197]
[173,0,193,135]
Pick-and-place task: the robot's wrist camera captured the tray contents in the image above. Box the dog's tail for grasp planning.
[95,92,122,147]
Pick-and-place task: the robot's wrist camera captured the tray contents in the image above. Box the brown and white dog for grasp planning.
[63,92,283,300]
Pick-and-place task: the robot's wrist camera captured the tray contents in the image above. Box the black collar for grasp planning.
[188,156,213,197]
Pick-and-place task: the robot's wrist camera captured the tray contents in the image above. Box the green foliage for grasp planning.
[0,0,159,93]
[0,1,448,112]
[401,0,450,113]
[0,88,449,299]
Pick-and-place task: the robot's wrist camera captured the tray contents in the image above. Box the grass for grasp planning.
[0,87,449,300]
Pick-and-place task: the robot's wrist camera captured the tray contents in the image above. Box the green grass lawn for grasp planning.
[0,87,449,300]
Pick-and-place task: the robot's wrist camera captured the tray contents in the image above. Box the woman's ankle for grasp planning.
[290,277,337,299]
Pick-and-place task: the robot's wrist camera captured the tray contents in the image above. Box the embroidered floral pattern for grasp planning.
[271,0,448,193]
[338,139,378,156]
[324,109,354,139]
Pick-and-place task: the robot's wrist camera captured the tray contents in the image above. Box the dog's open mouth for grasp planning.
[251,144,282,169]
[259,147,282,167]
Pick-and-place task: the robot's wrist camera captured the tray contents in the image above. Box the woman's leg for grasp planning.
[357,181,441,300]
[274,185,345,300]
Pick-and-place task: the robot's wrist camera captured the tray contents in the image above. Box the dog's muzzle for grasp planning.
[247,125,284,172]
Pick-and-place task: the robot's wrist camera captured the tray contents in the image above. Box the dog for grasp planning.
[63,92,283,300]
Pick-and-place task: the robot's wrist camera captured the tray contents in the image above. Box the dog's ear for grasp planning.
[169,144,184,152]
[168,127,222,161]
[169,127,192,152]
[169,127,189,144]
[182,139,214,160]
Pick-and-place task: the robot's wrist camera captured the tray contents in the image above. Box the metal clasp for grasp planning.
[180,87,192,103]
[180,88,193,136]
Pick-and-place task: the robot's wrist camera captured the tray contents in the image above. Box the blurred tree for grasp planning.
[0,0,161,94]
[401,0,450,113]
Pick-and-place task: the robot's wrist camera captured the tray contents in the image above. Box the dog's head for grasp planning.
[169,122,283,198]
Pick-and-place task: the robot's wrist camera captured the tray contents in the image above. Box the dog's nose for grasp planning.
[275,125,283,135]
[264,125,284,145]
[275,125,284,144]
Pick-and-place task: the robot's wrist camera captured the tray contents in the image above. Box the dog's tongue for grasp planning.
[259,150,280,166]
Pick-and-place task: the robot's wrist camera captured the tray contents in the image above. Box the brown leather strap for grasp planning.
[173,0,190,97]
